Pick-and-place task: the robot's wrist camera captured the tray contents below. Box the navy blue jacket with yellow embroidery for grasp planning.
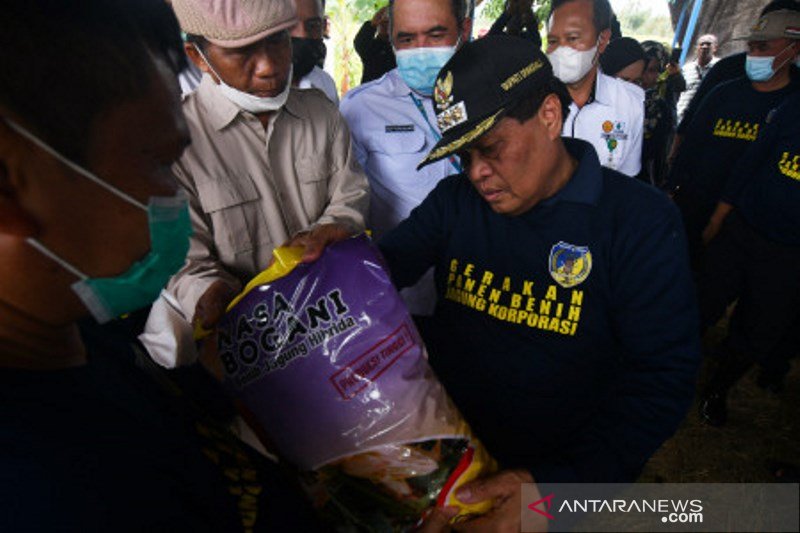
[379,138,701,483]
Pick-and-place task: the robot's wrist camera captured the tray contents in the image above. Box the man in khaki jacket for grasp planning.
[163,0,368,341]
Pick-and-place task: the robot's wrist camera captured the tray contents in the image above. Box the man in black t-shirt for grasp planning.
[696,91,800,426]
[672,0,800,159]
[668,9,800,268]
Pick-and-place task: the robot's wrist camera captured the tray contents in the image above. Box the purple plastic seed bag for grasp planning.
[217,235,494,531]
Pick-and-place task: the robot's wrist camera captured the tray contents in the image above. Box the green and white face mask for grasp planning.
[6,119,193,324]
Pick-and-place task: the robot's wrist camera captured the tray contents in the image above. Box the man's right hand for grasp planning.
[193,279,238,331]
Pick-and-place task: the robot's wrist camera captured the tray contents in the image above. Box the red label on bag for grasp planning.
[330,323,415,400]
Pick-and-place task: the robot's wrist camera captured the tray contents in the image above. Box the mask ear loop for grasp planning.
[591,33,604,67]
[193,44,231,87]
[25,238,88,281]
[192,45,215,76]
[3,117,144,282]
[3,119,147,211]
[769,42,798,75]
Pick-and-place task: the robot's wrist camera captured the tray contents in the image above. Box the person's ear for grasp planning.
[0,122,39,238]
[0,175,38,237]
[597,28,612,54]
[537,94,564,141]
[185,42,217,81]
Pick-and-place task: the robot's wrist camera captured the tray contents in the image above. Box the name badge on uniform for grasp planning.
[385,124,415,133]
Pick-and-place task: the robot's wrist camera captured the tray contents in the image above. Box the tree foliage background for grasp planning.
[326,0,388,94]
[480,0,552,27]
[614,0,672,42]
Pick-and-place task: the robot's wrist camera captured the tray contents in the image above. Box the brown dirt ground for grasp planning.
[638,319,800,484]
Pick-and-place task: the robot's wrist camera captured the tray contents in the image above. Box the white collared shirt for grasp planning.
[563,69,645,177]
[178,59,202,96]
[340,69,457,315]
[298,65,339,104]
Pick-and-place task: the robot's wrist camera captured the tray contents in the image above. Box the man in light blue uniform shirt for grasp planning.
[340,0,471,315]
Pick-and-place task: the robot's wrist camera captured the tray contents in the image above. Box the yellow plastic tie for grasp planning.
[224,245,305,312]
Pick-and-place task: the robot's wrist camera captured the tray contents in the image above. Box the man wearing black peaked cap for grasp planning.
[378,35,700,529]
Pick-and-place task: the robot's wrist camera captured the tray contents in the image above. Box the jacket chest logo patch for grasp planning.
[549,242,592,289]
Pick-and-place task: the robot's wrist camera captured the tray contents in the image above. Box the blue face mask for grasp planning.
[394,40,460,96]
[745,44,795,82]
[746,55,777,81]
[6,119,193,324]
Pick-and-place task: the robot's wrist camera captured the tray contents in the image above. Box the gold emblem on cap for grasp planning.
[422,110,504,165]
[437,102,468,132]
[435,71,454,111]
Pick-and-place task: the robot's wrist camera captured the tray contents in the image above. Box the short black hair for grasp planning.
[505,76,572,126]
[0,0,186,164]
[762,0,800,16]
[388,0,468,37]
[551,0,612,33]
[599,37,646,76]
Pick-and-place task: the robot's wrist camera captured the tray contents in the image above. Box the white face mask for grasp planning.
[194,44,292,113]
[547,40,600,84]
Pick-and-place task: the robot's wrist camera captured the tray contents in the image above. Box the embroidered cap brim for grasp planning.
[418,110,506,169]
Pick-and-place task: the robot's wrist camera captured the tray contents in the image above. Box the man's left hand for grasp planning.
[453,469,544,533]
[283,223,354,263]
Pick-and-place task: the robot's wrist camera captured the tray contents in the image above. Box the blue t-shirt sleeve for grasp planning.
[378,177,458,288]
[533,200,701,483]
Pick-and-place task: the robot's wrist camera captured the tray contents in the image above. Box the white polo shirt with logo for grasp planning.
[562,69,645,177]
